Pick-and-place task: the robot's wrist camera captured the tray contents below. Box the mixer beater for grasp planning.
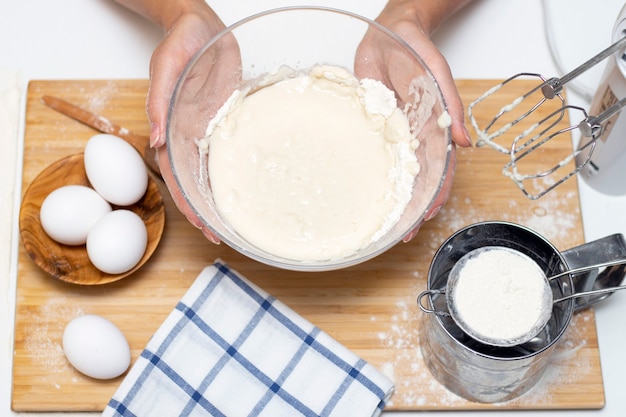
[468,35,626,200]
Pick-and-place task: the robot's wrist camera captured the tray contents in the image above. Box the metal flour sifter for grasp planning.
[468,4,626,199]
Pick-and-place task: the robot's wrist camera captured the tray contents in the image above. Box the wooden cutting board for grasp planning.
[12,79,604,412]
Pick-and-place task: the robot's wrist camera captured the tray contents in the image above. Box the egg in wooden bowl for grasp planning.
[19,137,165,285]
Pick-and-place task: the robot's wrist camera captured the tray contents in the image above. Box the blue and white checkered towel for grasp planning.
[103,260,394,417]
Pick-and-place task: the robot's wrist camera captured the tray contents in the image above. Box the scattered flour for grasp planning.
[23,298,85,387]
[431,186,579,249]
[84,80,119,113]
[373,283,467,408]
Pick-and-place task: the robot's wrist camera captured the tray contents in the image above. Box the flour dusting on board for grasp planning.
[431,187,579,249]
[522,189,579,244]
[374,270,467,407]
[23,298,84,388]
[84,80,120,113]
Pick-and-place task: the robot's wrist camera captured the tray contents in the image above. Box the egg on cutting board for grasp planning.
[35,133,156,276]
[39,185,112,245]
[84,133,148,206]
[62,314,131,380]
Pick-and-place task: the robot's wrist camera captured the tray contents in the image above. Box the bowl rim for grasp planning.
[165,5,453,271]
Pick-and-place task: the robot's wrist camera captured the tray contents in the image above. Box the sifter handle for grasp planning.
[560,234,626,311]
[417,289,451,317]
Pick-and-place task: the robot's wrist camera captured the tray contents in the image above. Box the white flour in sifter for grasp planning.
[199,65,421,261]
[449,246,553,345]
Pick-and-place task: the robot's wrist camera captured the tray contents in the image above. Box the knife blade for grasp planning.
[41,95,161,177]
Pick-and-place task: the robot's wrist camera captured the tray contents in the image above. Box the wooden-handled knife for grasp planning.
[41,95,161,177]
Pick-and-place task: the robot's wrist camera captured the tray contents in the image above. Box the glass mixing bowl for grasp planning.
[165,6,453,271]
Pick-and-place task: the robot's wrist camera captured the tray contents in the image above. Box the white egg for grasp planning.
[62,314,131,380]
[86,209,148,274]
[39,185,112,245]
[84,133,148,206]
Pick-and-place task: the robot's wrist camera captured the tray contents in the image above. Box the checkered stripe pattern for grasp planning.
[103,261,394,417]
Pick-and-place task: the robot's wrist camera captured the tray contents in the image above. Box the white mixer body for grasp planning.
[576,4,626,195]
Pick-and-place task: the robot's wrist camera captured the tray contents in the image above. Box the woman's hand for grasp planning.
[368,0,473,240]
[375,0,472,149]
[115,0,227,243]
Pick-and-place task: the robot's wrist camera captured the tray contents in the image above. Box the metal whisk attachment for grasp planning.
[468,36,626,200]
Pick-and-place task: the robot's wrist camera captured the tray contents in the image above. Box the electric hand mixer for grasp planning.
[468,4,626,199]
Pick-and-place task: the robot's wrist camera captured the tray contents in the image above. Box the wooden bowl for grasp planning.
[19,153,165,285]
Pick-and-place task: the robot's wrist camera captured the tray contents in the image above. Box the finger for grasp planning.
[427,144,457,221]
[147,35,189,148]
[201,228,221,245]
[402,224,422,242]
[156,146,222,244]
[417,48,472,148]
[401,143,457,242]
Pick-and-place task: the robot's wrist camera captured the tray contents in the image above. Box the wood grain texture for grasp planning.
[12,79,604,412]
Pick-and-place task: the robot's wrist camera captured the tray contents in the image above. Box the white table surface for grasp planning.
[2,0,626,416]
